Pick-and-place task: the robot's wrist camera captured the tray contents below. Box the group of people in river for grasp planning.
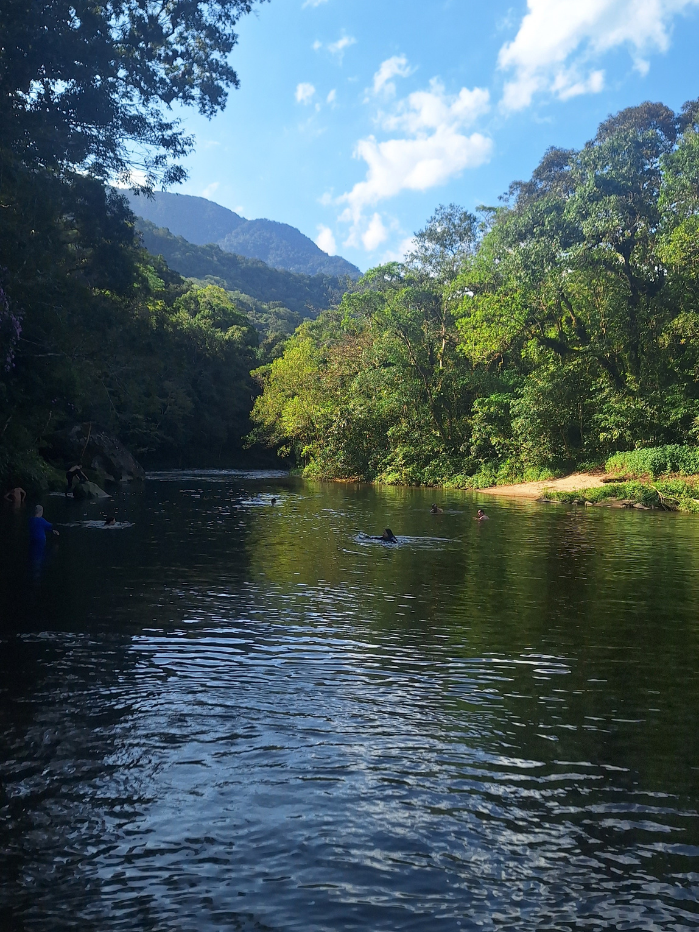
[7,473,489,557]
[4,465,119,561]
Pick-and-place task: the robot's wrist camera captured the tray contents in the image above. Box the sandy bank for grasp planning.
[480,472,608,500]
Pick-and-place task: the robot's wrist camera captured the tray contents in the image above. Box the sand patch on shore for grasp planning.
[480,472,608,499]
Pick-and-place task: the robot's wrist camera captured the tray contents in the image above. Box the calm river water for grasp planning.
[1,471,698,931]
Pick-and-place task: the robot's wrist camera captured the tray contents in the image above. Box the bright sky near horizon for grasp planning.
[171,0,699,271]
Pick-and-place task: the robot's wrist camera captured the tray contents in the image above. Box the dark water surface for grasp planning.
[1,472,698,931]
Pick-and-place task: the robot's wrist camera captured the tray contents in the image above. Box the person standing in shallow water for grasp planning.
[476,509,489,521]
[4,486,26,506]
[29,505,59,543]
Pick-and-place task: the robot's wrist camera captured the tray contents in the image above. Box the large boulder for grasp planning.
[44,425,145,481]
[72,480,110,500]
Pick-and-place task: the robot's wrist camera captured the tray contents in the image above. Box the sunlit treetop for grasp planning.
[0,0,266,187]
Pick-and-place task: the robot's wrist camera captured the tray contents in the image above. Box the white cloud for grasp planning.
[499,0,699,110]
[295,82,316,105]
[372,55,414,96]
[327,89,337,104]
[337,75,492,249]
[303,0,328,7]
[313,35,356,62]
[328,35,356,59]
[202,181,220,199]
[361,213,389,251]
[316,225,337,255]
[113,168,148,189]
[383,80,491,135]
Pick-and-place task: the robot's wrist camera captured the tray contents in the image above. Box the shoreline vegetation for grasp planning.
[249,102,699,507]
[321,443,699,512]
[5,91,699,507]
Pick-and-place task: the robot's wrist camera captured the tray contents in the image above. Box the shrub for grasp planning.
[606,444,699,478]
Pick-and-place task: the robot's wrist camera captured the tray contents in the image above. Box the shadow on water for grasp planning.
[0,475,698,930]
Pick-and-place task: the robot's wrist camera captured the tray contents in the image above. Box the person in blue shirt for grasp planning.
[29,505,59,543]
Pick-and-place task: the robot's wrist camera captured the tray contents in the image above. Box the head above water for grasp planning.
[34,505,43,517]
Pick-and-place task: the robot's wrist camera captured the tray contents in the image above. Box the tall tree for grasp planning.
[0,0,265,186]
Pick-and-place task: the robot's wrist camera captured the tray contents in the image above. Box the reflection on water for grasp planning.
[1,473,698,931]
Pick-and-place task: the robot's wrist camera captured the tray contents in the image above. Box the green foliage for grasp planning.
[137,220,346,318]
[0,0,264,186]
[606,444,699,478]
[545,479,699,513]
[0,155,261,481]
[251,100,699,488]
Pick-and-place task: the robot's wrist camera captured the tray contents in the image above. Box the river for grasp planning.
[1,471,698,931]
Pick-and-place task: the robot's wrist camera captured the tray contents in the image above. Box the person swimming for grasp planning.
[430,503,443,514]
[476,509,489,521]
[104,516,116,526]
[369,527,398,543]
[270,497,277,506]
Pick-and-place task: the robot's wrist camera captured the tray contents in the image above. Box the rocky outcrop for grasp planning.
[72,480,110,499]
[44,425,145,481]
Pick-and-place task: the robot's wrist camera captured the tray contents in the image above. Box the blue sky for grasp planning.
[170,0,699,271]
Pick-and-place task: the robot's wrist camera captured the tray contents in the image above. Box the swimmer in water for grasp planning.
[476,509,489,521]
[370,527,397,543]
[104,516,116,526]
[270,497,277,506]
[430,503,443,514]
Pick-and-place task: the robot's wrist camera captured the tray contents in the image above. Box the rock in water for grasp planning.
[72,481,110,500]
[45,425,145,481]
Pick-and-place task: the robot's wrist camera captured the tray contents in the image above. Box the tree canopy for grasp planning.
[250,100,699,486]
[0,0,265,185]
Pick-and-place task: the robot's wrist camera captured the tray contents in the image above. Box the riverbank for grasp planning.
[482,472,699,512]
[480,472,608,499]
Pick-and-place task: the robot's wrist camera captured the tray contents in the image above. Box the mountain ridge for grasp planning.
[125,191,360,280]
[136,219,346,317]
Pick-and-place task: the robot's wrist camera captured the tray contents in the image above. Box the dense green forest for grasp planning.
[0,0,330,485]
[3,0,699,492]
[250,101,699,486]
[137,220,348,320]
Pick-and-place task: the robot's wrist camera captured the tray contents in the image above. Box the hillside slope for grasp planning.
[137,220,346,317]
[125,191,361,279]
[126,191,246,244]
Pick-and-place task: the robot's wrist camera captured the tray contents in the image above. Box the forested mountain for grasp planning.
[125,191,361,279]
[126,192,247,245]
[138,220,345,317]
[250,101,699,487]
[217,218,360,279]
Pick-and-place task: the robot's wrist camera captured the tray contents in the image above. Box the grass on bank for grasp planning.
[542,479,699,513]
[541,444,699,512]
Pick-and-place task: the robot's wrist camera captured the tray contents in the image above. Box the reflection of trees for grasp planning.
[246,483,699,797]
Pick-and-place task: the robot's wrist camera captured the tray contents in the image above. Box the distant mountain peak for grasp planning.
[124,191,360,280]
